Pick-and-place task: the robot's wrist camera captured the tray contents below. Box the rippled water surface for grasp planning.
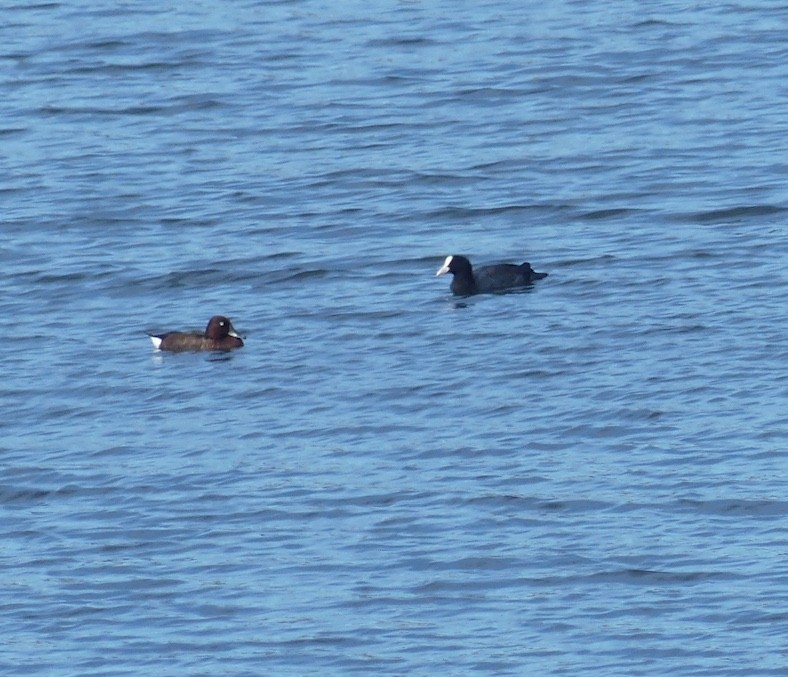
[3,1,788,675]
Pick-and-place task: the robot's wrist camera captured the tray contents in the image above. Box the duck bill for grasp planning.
[228,327,243,339]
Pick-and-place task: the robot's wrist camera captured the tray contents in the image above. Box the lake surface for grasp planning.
[2,1,788,675]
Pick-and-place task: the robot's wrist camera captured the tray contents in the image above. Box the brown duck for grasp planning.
[147,315,244,352]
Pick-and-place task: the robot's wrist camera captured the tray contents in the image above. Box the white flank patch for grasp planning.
[148,335,163,350]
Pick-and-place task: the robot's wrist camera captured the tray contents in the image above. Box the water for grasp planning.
[2,1,788,674]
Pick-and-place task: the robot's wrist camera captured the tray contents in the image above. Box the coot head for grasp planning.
[436,254,472,278]
[436,255,477,295]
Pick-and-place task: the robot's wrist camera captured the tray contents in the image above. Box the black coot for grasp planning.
[436,254,548,296]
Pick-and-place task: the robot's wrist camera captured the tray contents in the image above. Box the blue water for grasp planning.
[3,1,788,675]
